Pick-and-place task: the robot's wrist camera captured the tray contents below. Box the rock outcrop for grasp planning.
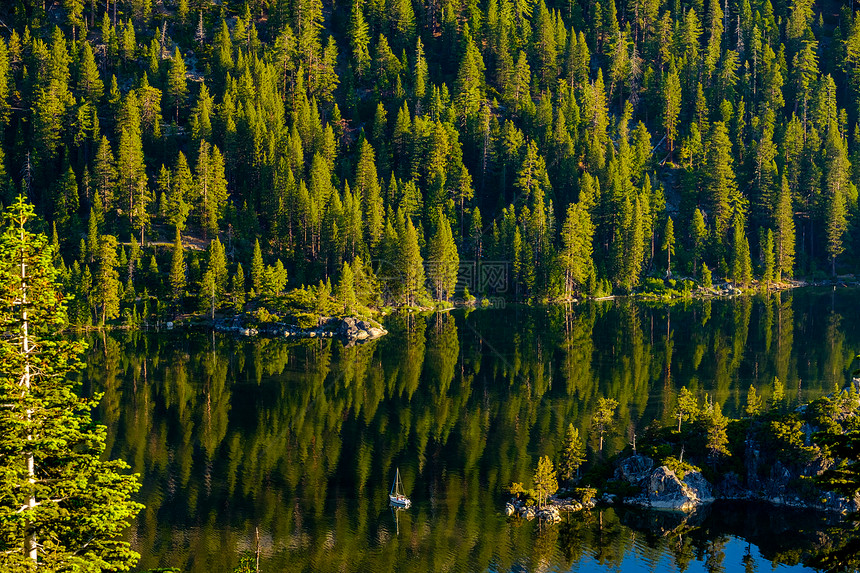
[213,315,388,343]
[615,453,654,483]
[614,455,712,511]
[626,466,703,511]
[612,451,859,514]
[505,494,595,523]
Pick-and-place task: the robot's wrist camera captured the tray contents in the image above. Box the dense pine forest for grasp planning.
[1,0,859,322]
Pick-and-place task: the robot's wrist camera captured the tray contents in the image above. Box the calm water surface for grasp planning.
[82,288,860,572]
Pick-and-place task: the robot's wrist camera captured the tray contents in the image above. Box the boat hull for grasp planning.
[389,494,411,508]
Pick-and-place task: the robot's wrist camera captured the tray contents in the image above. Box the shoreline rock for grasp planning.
[612,454,859,514]
[623,465,713,511]
[505,494,595,522]
[212,315,388,344]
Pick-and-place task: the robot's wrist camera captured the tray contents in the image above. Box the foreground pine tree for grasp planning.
[0,196,142,570]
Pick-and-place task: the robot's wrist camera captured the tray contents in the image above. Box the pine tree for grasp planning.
[231,263,246,312]
[825,184,847,277]
[701,262,713,288]
[617,193,645,290]
[31,83,66,174]
[93,136,117,213]
[199,268,216,319]
[533,455,558,508]
[77,43,104,103]
[469,207,483,261]
[262,260,288,295]
[559,202,594,297]
[167,48,188,122]
[772,376,786,409]
[169,228,186,308]
[207,238,229,297]
[705,401,730,462]
[701,122,739,240]
[592,397,619,452]
[195,11,206,45]
[52,164,79,238]
[774,174,795,280]
[195,142,229,238]
[413,37,428,107]
[349,0,371,79]
[662,216,675,276]
[0,39,9,131]
[663,65,682,158]
[731,215,752,287]
[455,30,486,124]
[336,261,356,314]
[0,196,142,570]
[427,213,459,301]
[95,235,121,325]
[690,208,707,277]
[250,239,264,295]
[762,228,775,285]
[400,217,425,306]
[675,386,699,431]
[166,152,193,231]
[745,385,764,417]
[189,83,213,143]
[116,127,147,231]
[560,424,586,483]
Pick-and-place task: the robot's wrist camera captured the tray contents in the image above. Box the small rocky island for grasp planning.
[506,378,860,523]
[213,315,387,344]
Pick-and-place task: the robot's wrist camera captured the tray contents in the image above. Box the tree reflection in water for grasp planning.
[80,289,860,572]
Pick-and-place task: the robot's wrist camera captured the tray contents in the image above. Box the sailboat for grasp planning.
[389,467,411,508]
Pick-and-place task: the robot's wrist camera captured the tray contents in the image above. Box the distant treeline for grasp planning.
[0,0,859,322]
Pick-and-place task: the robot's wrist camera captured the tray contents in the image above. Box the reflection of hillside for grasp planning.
[616,502,860,571]
[81,289,860,572]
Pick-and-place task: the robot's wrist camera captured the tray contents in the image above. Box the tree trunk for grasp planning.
[20,223,37,562]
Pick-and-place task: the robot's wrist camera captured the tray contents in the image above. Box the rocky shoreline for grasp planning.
[506,452,859,524]
[505,495,598,523]
[612,453,858,514]
[211,315,388,344]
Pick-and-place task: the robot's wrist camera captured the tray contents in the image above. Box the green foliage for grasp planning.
[95,234,121,324]
[705,400,730,461]
[661,456,701,480]
[745,385,764,417]
[758,416,819,465]
[592,397,618,452]
[701,263,713,289]
[0,196,142,570]
[231,554,259,573]
[533,455,558,508]
[7,0,860,320]
[426,213,459,301]
[560,424,586,483]
[572,487,597,505]
[336,261,356,314]
[169,228,186,308]
[675,386,699,431]
[815,430,860,497]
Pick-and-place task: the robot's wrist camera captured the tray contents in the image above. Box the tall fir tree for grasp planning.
[427,213,459,301]
[95,234,121,324]
[400,217,425,306]
[0,196,142,570]
[731,215,753,287]
[250,239,264,295]
[169,227,186,308]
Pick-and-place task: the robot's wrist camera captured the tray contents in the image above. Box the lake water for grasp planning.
[82,288,860,572]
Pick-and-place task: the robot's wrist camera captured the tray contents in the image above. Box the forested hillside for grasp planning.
[0,0,858,321]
